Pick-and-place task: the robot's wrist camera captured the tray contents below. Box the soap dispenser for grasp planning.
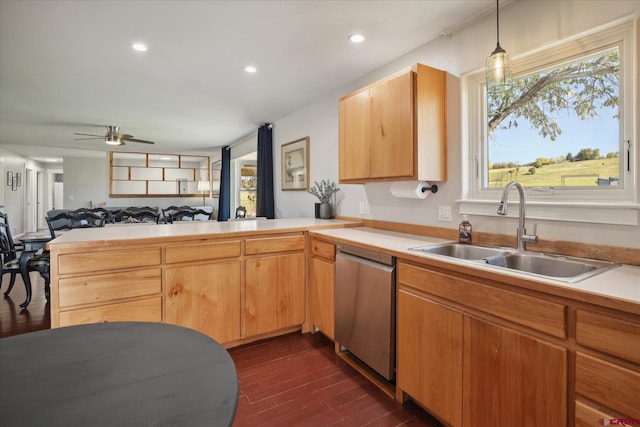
[459,215,472,244]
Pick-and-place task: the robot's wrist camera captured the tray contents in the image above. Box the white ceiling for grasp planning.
[0,0,496,162]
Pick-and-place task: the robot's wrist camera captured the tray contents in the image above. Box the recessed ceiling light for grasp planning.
[244,65,257,73]
[45,158,58,162]
[132,42,148,52]
[348,34,365,43]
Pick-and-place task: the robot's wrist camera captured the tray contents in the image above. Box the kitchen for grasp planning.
[1,1,639,426]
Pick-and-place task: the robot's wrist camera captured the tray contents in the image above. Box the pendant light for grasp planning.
[486,0,512,94]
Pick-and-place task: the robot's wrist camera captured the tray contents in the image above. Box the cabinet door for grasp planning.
[165,261,241,344]
[339,90,370,181]
[309,256,335,340]
[463,316,567,427]
[245,253,305,337]
[369,71,414,179]
[397,290,463,426]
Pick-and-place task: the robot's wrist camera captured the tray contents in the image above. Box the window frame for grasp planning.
[460,18,637,225]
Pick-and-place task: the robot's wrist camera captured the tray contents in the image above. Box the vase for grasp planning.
[314,203,321,219]
[319,202,332,219]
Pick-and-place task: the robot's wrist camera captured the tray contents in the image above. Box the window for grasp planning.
[462,19,636,224]
[231,151,257,218]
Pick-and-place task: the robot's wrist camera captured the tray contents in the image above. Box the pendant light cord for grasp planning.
[495,0,500,48]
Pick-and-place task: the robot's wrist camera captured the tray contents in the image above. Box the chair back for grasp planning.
[161,206,192,223]
[166,209,196,224]
[46,210,106,236]
[235,206,247,219]
[109,209,159,224]
[192,208,213,221]
[0,212,18,264]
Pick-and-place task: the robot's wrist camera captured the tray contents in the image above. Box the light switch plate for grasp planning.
[438,205,452,222]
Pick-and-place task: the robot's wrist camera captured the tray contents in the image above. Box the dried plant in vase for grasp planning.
[308,179,340,219]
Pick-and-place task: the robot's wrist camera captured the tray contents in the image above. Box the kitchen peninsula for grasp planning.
[47,218,358,348]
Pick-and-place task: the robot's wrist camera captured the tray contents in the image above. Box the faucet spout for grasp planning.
[497,181,538,251]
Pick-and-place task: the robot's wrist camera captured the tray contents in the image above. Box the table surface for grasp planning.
[0,322,238,426]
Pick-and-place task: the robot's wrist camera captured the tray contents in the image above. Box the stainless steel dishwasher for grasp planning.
[334,244,396,381]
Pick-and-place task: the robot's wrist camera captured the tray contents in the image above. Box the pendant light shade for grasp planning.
[486,0,512,94]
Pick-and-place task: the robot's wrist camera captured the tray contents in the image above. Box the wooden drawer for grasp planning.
[575,351,640,417]
[398,262,567,339]
[58,247,161,274]
[311,239,335,261]
[576,309,640,364]
[245,235,305,255]
[165,240,241,264]
[58,268,161,308]
[58,296,162,327]
[574,400,616,427]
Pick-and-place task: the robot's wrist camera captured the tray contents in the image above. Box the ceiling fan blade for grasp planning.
[122,137,155,144]
[74,132,104,137]
[113,133,133,139]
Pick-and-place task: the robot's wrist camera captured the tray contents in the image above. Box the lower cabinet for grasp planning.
[397,261,568,427]
[245,252,305,337]
[164,261,241,344]
[397,290,463,426]
[463,316,567,426]
[309,238,335,339]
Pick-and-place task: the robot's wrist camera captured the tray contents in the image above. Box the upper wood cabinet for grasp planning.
[339,63,446,183]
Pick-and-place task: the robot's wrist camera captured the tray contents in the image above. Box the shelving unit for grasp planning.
[110,151,209,197]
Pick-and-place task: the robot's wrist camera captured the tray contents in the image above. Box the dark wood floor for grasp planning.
[1,273,442,426]
[229,333,442,426]
[0,271,50,338]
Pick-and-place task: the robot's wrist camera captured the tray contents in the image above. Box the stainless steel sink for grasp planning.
[410,243,511,260]
[409,243,618,283]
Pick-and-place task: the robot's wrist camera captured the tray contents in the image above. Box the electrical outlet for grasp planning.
[438,205,452,222]
[359,201,371,215]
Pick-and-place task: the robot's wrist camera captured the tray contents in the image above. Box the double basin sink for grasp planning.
[410,243,618,283]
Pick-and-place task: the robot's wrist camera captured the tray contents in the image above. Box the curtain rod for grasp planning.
[225,123,273,150]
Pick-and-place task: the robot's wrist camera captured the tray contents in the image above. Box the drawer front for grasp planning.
[165,240,241,264]
[575,351,640,417]
[58,248,161,274]
[245,235,305,255]
[574,401,616,427]
[576,309,640,364]
[398,262,566,338]
[58,268,161,308]
[311,239,335,261]
[58,297,162,327]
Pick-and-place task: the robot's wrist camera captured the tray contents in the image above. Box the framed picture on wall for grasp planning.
[281,136,309,191]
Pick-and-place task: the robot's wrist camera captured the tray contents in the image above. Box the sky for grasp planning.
[489,95,620,166]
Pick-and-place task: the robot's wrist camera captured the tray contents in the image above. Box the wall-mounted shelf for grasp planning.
[110,152,210,198]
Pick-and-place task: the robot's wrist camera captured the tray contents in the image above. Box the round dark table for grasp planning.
[0,322,238,426]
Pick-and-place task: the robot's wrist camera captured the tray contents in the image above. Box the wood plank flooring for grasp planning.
[0,271,50,338]
[229,332,443,426]
[2,273,442,426]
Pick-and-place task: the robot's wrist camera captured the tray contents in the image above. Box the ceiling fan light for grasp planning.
[105,135,122,145]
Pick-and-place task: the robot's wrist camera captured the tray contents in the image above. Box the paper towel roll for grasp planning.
[390,181,431,200]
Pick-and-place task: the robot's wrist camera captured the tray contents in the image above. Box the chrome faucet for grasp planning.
[497,181,538,251]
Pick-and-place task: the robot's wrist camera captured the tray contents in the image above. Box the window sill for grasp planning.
[457,199,639,226]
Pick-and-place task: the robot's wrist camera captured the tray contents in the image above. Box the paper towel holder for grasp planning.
[421,184,438,194]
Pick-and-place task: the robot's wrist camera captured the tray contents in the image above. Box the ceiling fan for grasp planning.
[74,125,155,146]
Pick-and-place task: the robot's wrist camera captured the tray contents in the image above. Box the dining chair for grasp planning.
[161,206,192,223]
[109,209,159,224]
[166,208,196,224]
[1,212,50,308]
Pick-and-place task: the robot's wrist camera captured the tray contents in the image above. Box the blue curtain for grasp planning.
[217,146,231,221]
[256,124,275,219]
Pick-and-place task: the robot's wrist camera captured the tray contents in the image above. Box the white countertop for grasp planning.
[310,227,640,307]
[49,218,355,246]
